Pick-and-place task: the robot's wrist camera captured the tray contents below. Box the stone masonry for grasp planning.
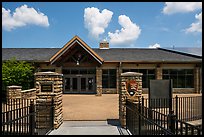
[119,72,143,128]
[35,72,63,129]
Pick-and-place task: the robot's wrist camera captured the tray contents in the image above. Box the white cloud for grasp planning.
[185,12,202,33]
[84,7,113,39]
[2,5,49,31]
[162,2,202,15]
[108,15,141,45]
[149,43,160,48]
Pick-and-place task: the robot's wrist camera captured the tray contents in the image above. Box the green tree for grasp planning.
[2,57,35,91]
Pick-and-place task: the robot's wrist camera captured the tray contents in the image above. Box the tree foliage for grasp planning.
[2,58,35,90]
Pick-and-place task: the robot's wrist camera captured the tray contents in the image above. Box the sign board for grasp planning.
[149,79,172,108]
[126,79,139,96]
[41,83,53,92]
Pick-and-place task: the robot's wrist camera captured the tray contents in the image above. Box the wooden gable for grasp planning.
[50,35,104,66]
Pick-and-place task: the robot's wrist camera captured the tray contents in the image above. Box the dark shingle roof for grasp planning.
[2,48,202,63]
[161,47,202,57]
[93,48,202,63]
[2,48,60,62]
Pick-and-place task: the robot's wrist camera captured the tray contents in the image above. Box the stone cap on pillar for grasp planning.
[34,71,63,76]
[121,72,143,76]
[7,85,22,89]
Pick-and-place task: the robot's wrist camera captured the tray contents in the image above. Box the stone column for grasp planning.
[35,72,63,129]
[116,66,122,94]
[96,67,102,96]
[7,85,22,99]
[119,72,143,128]
[194,67,200,93]
[156,66,162,80]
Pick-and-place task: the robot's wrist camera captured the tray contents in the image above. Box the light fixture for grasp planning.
[76,60,79,65]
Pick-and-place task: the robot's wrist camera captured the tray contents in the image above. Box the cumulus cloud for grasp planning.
[84,7,113,39]
[108,15,141,45]
[185,12,202,33]
[149,43,160,48]
[162,2,202,15]
[2,5,49,31]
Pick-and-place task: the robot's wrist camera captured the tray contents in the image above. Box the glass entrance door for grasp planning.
[64,75,95,93]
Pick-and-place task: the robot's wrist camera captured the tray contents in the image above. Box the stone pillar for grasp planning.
[156,66,162,80]
[116,66,122,94]
[119,72,143,128]
[194,67,200,93]
[7,85,22,99]
[35,72,63,129]
[96,67,102,96]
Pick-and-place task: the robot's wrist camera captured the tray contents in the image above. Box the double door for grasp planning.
[64,75,95,93]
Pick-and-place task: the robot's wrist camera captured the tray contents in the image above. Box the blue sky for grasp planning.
[2,2,202,49]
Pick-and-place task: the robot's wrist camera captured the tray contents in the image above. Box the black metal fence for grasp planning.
[2,98,54,135]
[140,96,202,122]
[126,96,202,135]
[173,96,202,122]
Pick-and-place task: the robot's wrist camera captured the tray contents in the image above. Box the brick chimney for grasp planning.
[99,40,109,49]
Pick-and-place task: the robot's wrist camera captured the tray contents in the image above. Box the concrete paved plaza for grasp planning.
[48,120,130,135]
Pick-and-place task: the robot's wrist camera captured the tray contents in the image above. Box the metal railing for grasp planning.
[173,96,202,122]
[126,96,202,135]
[2,98,54,135]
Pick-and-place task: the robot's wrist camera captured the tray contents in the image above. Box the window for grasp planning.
[122,69,155,88]
[62,69,96,74]
[162,69,194,88]
[102,69,116,88]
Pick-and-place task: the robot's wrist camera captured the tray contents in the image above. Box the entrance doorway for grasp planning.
[64,75,96,93]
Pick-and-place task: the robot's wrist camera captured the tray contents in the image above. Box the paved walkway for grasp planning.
[48,120,130,135]
[62,94,119,120]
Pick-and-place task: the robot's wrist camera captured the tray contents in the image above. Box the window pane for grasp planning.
[170,75,177,88]
[130,69,138,72]
[102,69,108,74]
[122,69,130,73]
[163,69,169,74]
[80,69,87,74]
[170,69,177,75]
[81,78,86,90]
[65,78,70,90]
[186,75,194,88]
[72,78,78,90]
[62,69,70,74]
[109,76,116,88]
[163,75,169,79]
[177,69,185,75]
[186,69,193,74]
[139,69,146,75]
[102,76,108,88]
[109,69,116,75]
[88,69,96,74]
[71,69,78,74]
[177,75,185,88]
[148,69,155,74]
[142,76,147,88]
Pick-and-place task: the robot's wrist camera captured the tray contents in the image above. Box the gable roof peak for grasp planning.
[49,35,104,65]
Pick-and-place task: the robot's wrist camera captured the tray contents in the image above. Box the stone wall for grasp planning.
[119,72,143,128]
[21,88,36,99]
[7,86,36,99]
[7,85,22,99]
[35,72,63,129]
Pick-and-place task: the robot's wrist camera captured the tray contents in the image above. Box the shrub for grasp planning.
[2,57,35,91]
